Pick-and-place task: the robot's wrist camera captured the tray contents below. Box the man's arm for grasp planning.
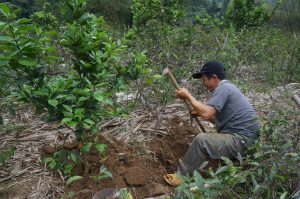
[191,110,215,123]
[176,88,216,121]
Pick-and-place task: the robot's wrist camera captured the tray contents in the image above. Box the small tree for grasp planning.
[1,0,150,177]
[225,0,271,30]
[131,0,184,30]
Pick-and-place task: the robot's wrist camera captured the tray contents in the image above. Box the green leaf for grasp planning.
[43,157,54,163]
[199,161,209,170]
[81,143,92,153]
[66,121,77,127]
[95,144,107,154]
[253,184,262,193]
[221,156,233,166]
[94,91,113,105]
[18,58,37,67]
[0,21,6,26]
[145,77,153,85]
[63,105,72,113]
[55,94,66,99]
[69,151,79,163]
[48,99,58,107]
[75,108,84,115]
[84,119,95,125]
[100,165,112,178]
[83,122,91,130]
[78,96,88,102]
[64,164,74,175]
[17,18,31,23]
[152,74,162,79]
[279,192,288,199]
[49,160,56,169]
[83,119,95,129]
[0,36,13,42]
[9,145,14,156]
[61,118,72,125]
[214,166,229,176]
[117,39,121,46]
[0,3,10,17]
[94,91,106,102]
[194,170,205,192]
[249,161,260,166]
[0,59,9,66]
[66,176,82,186]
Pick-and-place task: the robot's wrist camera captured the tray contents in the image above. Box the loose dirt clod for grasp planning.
[123,166,146,186]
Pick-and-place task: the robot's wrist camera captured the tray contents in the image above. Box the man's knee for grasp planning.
[194,133,212,145]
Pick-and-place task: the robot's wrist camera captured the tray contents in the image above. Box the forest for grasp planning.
[0,0,299,198]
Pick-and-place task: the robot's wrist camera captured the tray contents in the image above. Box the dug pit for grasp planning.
[62,116,199,199]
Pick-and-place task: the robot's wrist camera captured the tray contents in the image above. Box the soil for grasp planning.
[50,116,200,199]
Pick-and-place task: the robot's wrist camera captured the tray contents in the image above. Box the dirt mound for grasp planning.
[64,116,198,199]
[145,117,198,172]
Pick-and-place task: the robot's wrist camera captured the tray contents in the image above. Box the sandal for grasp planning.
[163,173,182,187]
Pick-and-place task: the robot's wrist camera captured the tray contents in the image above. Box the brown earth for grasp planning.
[52,116,200,199]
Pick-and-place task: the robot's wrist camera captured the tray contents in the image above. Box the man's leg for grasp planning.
[180,133,254,176]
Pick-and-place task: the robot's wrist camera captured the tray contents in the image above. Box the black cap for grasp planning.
[192,61,225,79]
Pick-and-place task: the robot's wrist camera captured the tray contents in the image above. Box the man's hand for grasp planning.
[191,110,199,117]
[176,87,216,122]
[176,88,192,100]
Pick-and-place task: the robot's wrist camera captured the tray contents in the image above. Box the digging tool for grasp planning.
[291,94,300,110]
[163,68,206,133]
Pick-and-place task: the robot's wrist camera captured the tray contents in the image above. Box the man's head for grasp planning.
[192,61,226,92]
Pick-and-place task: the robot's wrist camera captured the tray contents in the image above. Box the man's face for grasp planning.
[201,74,219,92]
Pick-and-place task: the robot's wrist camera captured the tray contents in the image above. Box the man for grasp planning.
[164,61,260,186]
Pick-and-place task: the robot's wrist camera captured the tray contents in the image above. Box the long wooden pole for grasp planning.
[163,68,206,133]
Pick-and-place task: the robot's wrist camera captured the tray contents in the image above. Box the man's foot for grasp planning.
[163,173,182,187]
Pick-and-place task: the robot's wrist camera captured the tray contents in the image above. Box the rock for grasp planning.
[112,176,127,188]
[63,140,79,150]
[115,92,137,103]
[142,183,170,198]
[122,166,146,186]
[41,143,56,154]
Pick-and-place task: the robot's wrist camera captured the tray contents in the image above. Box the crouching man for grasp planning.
[164,61,259,186]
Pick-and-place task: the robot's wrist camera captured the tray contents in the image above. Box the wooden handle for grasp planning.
[163,68,206,133]
[163,68,180,89]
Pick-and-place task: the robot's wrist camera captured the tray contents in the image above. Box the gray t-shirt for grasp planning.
[208,80,259,139]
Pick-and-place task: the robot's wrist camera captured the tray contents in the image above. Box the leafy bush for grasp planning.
[86,0,132,26]
[225,0,271,30]
[0,3,57,90]
[57,0,149,140]
[1,0,150,138]
[1,0,150,178]
[131,0,184,30]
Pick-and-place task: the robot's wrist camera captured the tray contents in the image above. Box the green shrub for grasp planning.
[225,0,271,30]
[131,0,184,30]
[0,3,58,90]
